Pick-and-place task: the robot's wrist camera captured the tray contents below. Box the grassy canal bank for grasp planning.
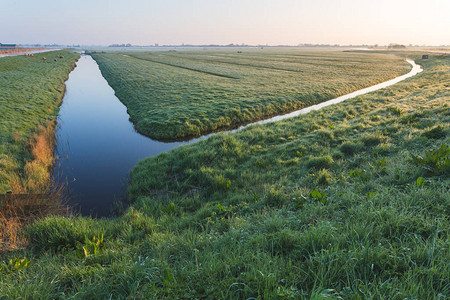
[0,50,79,248]
[0,53,447,298]
[91,50,411,141]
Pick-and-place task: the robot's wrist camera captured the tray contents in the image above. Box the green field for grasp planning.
[91,50,411,140]
[0,50,79,193]
[1,53,448,298]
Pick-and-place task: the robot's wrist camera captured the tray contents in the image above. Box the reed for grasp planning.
[1,121,70,251]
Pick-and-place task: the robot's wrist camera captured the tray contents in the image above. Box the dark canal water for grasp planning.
[54,55,187,216]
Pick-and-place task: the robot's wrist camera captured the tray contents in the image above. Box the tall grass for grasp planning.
[9,121,55,194]
[0,188,69,251]
[1,105,70,252]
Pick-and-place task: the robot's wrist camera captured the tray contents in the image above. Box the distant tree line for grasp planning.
[388,43,407,49]
[109,44,133,47]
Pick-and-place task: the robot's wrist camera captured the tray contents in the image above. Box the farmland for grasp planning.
[0,50,79,194]
[91,50,411,140]
[1,53,448,298]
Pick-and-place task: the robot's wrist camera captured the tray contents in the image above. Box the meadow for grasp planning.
[0,50,79,248]
[0,50,79,193]
[1,53,448,298]
[91,49,411,140]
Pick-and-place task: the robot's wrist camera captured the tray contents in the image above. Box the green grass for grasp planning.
[1,53,447,298]
[0,50,79,193]
[91,49,410,141]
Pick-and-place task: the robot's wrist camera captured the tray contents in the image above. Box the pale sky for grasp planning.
[1,0,449,46]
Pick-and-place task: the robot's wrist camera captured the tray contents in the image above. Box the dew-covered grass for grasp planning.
[91,49,410,140]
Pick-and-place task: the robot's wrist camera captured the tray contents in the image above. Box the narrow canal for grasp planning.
[54,55,186,216]
[54,54,422,217]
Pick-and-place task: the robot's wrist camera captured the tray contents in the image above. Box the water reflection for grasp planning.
[54,55,185,216]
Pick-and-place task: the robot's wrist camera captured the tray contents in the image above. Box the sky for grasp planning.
[1,0,449,46]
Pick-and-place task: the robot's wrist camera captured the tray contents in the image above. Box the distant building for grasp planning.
[0,43,19,50]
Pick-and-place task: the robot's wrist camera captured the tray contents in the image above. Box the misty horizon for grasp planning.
[12,42,450,48]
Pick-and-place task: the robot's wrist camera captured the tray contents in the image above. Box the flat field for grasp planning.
[91,49,411,140]
[0,50,79,193]
[3,54,447,298]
